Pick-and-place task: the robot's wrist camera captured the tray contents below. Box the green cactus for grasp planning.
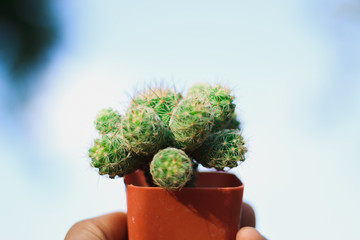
[184,162,199,187]
[226,113,241,130]
[186,83,210,97]
[88,134,140,178]
[169,96,214,152]
[88,83,247,191]
[95,108,122,134]
[150,147,193,189]
[208,85,235,131]
[131,88,182,127]
[121,105,168,156]
[187,84,235,132]
[193,129,247,170]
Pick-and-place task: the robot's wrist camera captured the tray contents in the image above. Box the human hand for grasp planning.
[65,212,127,240]
[65,203,265,240]
[237,203,266,240]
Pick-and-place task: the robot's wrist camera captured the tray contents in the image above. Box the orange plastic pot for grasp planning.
[124,170,244,240]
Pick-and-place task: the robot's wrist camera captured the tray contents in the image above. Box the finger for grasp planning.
[236,227,266,240]
[240,202,256,228]
[65,212,127,240]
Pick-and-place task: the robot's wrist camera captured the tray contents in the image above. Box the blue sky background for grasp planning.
[0,0,359,239]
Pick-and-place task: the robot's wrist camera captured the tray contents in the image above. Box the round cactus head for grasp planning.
[186,83,211,97]
[169,95,214,152]
[95,108,122,134]
[121,105,168,156]
[131,87,182,127]
[88,134,140,178]
[187,84,236,132]
[193,129,247,170]
[205,85,236,132]
[150,147,193,189]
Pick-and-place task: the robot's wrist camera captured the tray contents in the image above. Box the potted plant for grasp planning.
[88,83,247,240]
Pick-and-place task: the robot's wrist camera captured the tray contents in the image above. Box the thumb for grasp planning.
[236,227,266,240]
[65,212,127,240]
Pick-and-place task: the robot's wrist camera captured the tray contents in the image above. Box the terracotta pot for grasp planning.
[124,170,244,240]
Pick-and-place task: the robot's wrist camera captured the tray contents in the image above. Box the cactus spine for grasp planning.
[186,83,210,97]
[194,129,247,170]
[95,108,121,134]
[169,96,214,152]
[150,148,193,189]
[131,88,182,127]
[187,84,235,132]
[88,134,140,178]
[206,85,236,132]
[121,105,168,156]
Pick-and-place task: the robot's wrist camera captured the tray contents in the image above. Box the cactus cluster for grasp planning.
[88,83,247,190]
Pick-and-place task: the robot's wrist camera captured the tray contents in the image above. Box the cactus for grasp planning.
[131,88,182,127]
[88,134,140,178]
[226,113,241,130]
[121,105,168,156]
[186,83,210,97]
[95,108,121,134]
[187,84,235,132]
[150,147,193,189]
[184,161,199,188]
[169,96,214,152]
[193,129,247,170]
[88,82,247,191]
[206,85,236,132]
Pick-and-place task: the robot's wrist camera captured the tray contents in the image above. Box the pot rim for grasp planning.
[125,171,244,190]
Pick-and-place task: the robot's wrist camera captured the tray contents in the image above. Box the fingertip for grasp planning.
[65,212,127,240]
[240,202,256,228]
[236,227,266,240]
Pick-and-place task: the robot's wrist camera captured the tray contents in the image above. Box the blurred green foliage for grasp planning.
[0,0,59,110]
